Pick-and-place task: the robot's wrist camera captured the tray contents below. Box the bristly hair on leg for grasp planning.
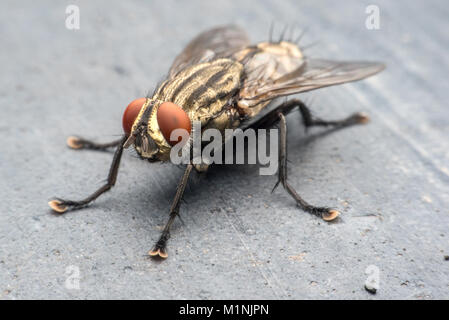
[176,211,185,226]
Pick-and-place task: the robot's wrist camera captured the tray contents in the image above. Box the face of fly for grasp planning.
[122,98,159,161]
[122,97,192,162]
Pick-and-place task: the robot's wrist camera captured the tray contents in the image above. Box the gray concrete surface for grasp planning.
[1,0,449,299]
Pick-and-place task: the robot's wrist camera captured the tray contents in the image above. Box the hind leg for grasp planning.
[252,98,369,129]
[273,112,340,221]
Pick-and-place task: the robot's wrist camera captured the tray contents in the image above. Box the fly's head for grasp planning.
[122,98,159,161]
[122,98,191,162]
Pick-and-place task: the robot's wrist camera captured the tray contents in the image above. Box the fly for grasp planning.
[49,25,385,259]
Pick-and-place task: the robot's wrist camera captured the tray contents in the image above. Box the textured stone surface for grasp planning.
[1,0,448,299]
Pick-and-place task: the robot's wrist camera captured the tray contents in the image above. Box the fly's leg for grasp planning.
[255,98,367,220]
[295,99,369,129]
[253,98,369,129]
[66,136,123,151]
[273,112,340,221]
[149,164,193,259]
[48,135,127,213]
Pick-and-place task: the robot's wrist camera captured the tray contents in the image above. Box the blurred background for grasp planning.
[0,0,448,299]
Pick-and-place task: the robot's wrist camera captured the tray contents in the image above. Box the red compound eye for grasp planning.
[122,98,146,135]
[157,102,191,146]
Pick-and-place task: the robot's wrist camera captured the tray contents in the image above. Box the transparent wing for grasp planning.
[169,25,250,78]
[242,59,385,104]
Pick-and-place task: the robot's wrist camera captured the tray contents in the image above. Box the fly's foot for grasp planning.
[322,209,340,221]
[346,112,370,126]
[149,233,170,259]
[148,247,168,259]
[48,200,68,213]
[67,136,85,149]
[48,199,87,213]
[302,205,340,222]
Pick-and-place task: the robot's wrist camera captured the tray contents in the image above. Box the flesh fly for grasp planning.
[49,25,385,258]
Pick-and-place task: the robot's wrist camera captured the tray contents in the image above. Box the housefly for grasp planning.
[49,25,385,258]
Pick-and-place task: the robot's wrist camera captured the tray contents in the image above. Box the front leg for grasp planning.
[66,136,123,151]
[149,164,193,259]
[48,135,127,213]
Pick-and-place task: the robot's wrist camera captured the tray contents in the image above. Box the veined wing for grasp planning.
[240,58,385,105]
[169,25,250,78]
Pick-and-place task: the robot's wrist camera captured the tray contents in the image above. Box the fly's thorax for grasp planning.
[146,58,244,160]
[153,58,243,120]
